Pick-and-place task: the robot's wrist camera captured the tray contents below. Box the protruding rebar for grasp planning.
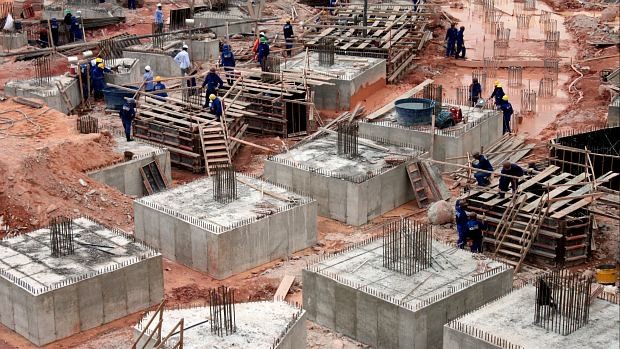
[521,89,537,112]
[484,57,498,77]
[544,58,560,81]
[534,269,592,336]
[318,37,335,67]
[508,66,523,87]
[213,164,237,204]
[472,69,487,92]
[34,55,52,86]
[517,14,532,29]
[49,216,75,257]
[77,115,99,134]
[524,0,536,11]
[493,40,508,60]
[423,83,442,116]
[209,286,237,336]
[539,77,555,98]
[382,218,432,276]
[337,121,359,157]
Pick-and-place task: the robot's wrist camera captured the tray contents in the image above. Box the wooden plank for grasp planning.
[518,166,559,191]
[551,198,593,219]
[540,172,571,186]
[273,275,295,301]
[522,173,586,212]
[366,79,433,120]
[547,183,593,213]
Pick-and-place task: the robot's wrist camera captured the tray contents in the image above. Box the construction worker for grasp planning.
[466,212,486,253]
[50,18,59,46]
[209,94,223,121]
[91,63,110,100]
[445,23,457,57]
[500,95,513,134]
[499,161,524,196]
[71,13,83,42]
[119,98,137,142]
[455,199,469,249]
[257,36,270,70]
[252,32,265,60]
[143,66,154,92]
[154,3,164,32]
[221,44,236,85]
[469,77,482,107]
[63,9,73,43]
[127,0,136,10]
[454,26,466,59]
[471,152,493,186]
[174,44,191,76]
[202,67,224,107]
[489,81,505,107]
[329,0,338,15]
[153,76,168,99]
[283,19,294,57]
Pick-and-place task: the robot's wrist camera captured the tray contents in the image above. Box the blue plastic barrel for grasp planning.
[103,86,138,111]
[394,98,436,126]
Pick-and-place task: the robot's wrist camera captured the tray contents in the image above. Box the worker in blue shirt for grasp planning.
[119,98,137,142]
[50,18,59,46]
[455,199,469,249]
[499,161,524,196]
[209,94,223,121]
[202,67,224,107]
[329,0,338,15]
[143,65,154,92]
[500,95,513,134]
[257,36,270,70]
[154,3,164,32]
[71,14,83,42]
[445,23,457,57]
[466,212,486,253]
[489,81,505,107]
[221,44,236,85]
[91,63,110,99]
[454,26,465,59]
[283,19,294,57]
[469,77,482,106]
[471,152,493,186]
[153,76,168,99]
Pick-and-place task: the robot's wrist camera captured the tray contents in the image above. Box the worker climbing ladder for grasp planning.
[406,161,430,208]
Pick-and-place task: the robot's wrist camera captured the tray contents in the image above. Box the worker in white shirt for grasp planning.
[173,43,191,76]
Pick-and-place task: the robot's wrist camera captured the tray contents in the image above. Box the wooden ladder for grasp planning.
[514,194,550,272]
[198,121,232,176]
[406,161,430,208]
[492,194,527,258]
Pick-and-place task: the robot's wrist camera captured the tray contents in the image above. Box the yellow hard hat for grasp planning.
[155,76,161,82]
[502,95,509,101]
[95,57,103,63]
[209,94,216,101]
[497,83,503,88]
[494,80,499,86]
[98,63,104,68]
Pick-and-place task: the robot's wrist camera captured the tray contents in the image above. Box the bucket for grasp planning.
[69,64,78,75]
[394,98,435,127]
[595,264,618,285]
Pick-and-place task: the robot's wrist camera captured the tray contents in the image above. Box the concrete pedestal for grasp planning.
[4,75,81,114]
[0,32,28,50]
[104,58,142,85]
[0,217,163,346]
[194,9,252,37]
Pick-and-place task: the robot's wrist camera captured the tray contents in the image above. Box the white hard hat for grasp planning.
[182,44,189,49]
[157,3,162,6]
[145,65,151,71]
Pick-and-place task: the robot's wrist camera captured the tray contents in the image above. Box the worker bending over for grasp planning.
[91,62,110,99]
[119,98,137,142]
[469,78,482,107]
[202,67,224,107]
[499,161,524,196]
[471,152,493,186]
[209,94,223,122]
[153,76,167,99]
[466,212,486,253]
[489,81,505,107]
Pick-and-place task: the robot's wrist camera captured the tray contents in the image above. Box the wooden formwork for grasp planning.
[302,4,431,83]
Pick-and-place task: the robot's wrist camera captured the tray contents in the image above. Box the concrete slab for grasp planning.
[104,58,142,85]
[443,286,620,349]
[264,133,423,225]
[133,301,305,349]
[134,173,317,279]
[0,217,163,346]
[4,75,81,114]
[303,233,513,349]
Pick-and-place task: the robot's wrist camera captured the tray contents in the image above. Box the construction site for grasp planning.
[0,0,618,347]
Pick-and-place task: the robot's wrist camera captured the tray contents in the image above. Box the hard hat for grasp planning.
[51,17,56,21]
[494,80,500,86]
[259,31,265,37]
[76,10,81,15]
[145,65,151,71]
[496,83,502,88]
[95,57,103,63]
[502,95,509,101]
[182,44,189,49]
[98,63,104,68]
[209,94,216,101]
[65,9,71,14]
[127,98,136,104]
[155,76,161,82]
[157,3,162,6]
[260,36,267,43]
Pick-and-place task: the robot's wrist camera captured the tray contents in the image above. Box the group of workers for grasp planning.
[445,23,466,59]
[455,199,486,253]
[45,10,83,47]
[468,79,514,134]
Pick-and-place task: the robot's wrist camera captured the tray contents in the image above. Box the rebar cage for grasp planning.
[49,216,75,257]
[337,121,359,157]
[382,219,432,276]
[209,286,237,336]
[212,163,237,204]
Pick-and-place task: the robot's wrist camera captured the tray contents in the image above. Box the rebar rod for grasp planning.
[539,77,555,98]
[209,286,237,336]
[382,218,432,276]
[472,69,487,92]
[337,121,359,156]
[318,37,335,67]
[521,88,537,112]
[508,66,523,87]
[49,216,75,257]
[213,164,237,203]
